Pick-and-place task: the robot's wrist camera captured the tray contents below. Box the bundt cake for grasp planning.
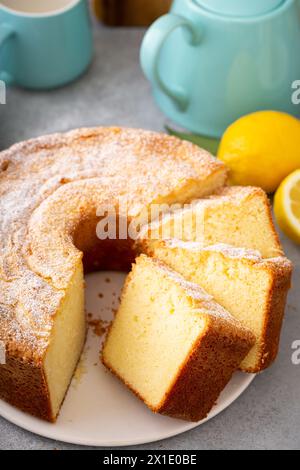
[0,127,227,422]
[139,239,293,372]
[138,186,283,258]
[102,255,255,422]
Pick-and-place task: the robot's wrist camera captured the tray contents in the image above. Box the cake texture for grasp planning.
[138,186,283,258]
[0,127,227,421]
[102,255,255,422]
[140,239,293,372]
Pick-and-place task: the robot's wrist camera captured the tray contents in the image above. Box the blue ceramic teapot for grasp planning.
[141,0,300,137]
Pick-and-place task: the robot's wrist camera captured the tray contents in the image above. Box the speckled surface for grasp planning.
[0,24,299,451]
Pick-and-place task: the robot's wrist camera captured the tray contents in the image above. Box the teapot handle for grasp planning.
[0,23,15,85]
[140,14,201,111]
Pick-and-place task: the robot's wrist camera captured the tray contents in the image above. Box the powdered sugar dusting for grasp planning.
[165,239,263,260]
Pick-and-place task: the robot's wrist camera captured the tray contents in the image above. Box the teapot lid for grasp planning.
[195,0,285,17]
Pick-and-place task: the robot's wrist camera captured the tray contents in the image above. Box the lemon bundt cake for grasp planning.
[140,240,292,372]
[138,186,283,258]
[0,127,227,421]
[102,255,255,422]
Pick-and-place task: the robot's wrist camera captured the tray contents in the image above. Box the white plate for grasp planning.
[0,271,255,447]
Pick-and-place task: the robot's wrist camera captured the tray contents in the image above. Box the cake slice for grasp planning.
[138,186,283,258]
[102,255,255,422]
[140,240,293,372]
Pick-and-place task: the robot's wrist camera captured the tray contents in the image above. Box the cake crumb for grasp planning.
[87,315,109,337]
[98,293,104,298]
[112,308,118,317]
[105,277,111,283]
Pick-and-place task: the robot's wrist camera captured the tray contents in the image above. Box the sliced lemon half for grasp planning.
[274,169,300,244]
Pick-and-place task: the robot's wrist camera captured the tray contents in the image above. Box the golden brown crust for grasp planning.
[0,322,87,422]
[245,259,293,372]
[157,318,254,421]
[0,356,53,422]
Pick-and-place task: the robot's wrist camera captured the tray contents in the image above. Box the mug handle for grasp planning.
[140,14,201,111]
[0,24,15,85]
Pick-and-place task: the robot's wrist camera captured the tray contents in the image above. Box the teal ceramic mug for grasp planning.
[0,0,93,89]
[140,0,300,137]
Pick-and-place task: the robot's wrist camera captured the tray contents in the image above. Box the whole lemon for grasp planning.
[217,111,300,193]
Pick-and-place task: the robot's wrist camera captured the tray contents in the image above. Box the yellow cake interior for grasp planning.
[103,256,212,409]
[43,262,85,420]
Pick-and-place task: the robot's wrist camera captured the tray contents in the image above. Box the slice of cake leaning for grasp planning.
[102,255,255,422]
[138,186,283,258]
[140,240,293,373]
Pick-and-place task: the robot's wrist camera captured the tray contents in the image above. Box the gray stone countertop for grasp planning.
[0,24,299,451]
